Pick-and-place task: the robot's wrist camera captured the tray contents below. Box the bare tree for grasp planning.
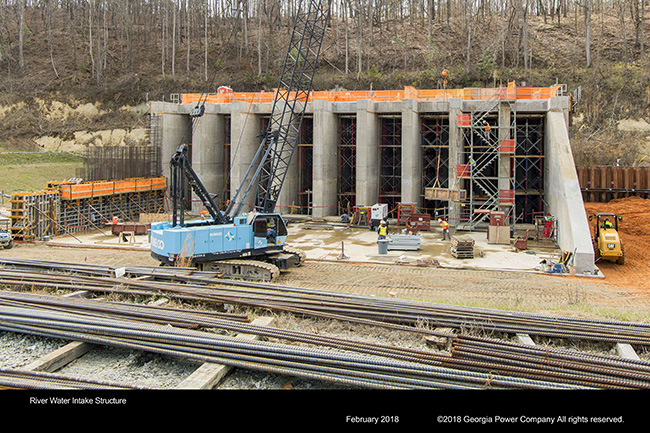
[16,0,24,69]
[584,0,592,67]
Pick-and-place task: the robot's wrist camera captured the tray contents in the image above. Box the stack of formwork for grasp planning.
[10,190,61,240]
[450,236,475,259]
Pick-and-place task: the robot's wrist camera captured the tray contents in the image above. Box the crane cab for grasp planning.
[150,212,290,266]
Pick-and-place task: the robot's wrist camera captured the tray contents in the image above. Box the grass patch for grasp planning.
[0,151,83,165]
[0,151,83,193]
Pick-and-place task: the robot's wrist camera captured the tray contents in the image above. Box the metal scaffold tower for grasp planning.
[296,116,314,214]
[421,115,450,216]
[457,85,517,230]
[337,115,356,214]
[379,115,402,217]
[514,116,545,224]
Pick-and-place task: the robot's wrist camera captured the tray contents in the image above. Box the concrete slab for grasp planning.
[285,223,560,273]
[38,219,582,276]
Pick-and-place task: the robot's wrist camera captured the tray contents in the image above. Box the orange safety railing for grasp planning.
[57,177,166,201]
[179,84,564,106]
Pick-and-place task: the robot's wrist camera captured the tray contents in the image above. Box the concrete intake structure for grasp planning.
[150,84,596,275]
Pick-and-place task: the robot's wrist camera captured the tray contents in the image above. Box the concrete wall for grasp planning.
[545,111,595,275]
[229,101,264,212]
[151,96,592,277]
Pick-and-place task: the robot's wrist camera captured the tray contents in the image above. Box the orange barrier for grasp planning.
[499,140,516,153]
[180,84,564,106]
[56,177,166,201]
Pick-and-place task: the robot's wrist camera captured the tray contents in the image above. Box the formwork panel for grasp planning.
[10,178,165,240]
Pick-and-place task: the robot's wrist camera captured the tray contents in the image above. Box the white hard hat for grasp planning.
[438,218,442,223]
[380,220,386,225]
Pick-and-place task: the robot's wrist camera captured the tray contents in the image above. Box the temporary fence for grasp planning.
[577,166,650,202]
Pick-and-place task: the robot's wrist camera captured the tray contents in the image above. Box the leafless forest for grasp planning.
[0,1,649,164]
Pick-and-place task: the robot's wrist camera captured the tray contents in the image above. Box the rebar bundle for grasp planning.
[2,257,650,347]
[0,296,586,390]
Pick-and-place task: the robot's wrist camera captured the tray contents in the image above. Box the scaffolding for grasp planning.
[337,115,356,214]
[222,115,232,206]
[10,177,166,240]
[514,116,545,224]
[379,115,402,218]
[421,115,450,218]
[10,190,61,241]
[456,86,517,230]
[296,116,314,214]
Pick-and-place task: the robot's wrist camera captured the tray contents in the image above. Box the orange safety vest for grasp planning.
[440,220,449,230]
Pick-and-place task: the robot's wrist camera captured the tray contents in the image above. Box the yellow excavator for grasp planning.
[589,212,624,265]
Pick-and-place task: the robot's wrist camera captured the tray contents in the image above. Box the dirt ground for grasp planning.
[584,196,650,296]
[3,231,650,323]
[1,195,649,323]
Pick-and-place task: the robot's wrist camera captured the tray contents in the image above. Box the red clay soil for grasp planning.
[584,196,650,292]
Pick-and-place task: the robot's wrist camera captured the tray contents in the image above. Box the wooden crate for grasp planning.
[450,236,475,259]
[425,188,467,201]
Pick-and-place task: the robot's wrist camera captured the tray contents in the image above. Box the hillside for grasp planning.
[0,3,649,166]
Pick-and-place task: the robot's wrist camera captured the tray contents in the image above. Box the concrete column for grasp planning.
[160,112,191,181]
[356,100,379,207]
[312,100,338,219]
[229,101,261,212]
[276,107,300,215]
[401,99,421,207]
[447,99,463,226]
[498,102,513,216]
[191,111,226,215]
[545,111,595,275]
[159,109,191,212]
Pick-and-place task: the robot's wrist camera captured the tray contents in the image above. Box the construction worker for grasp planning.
[438,218,450,240]
[378,220,388,240]
[602,218,613,229]
[483,120,491,139]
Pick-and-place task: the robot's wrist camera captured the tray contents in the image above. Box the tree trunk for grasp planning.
[585,0,591,67]
[205,0,209,81]
[17,0,25,69]
[172,2,176,80]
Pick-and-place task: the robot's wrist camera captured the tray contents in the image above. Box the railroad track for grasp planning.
[1,257,650,390]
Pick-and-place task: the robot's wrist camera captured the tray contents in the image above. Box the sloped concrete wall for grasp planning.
[545,111,596,275]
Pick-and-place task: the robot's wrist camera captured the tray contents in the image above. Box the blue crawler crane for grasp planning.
[150,0,330,281]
